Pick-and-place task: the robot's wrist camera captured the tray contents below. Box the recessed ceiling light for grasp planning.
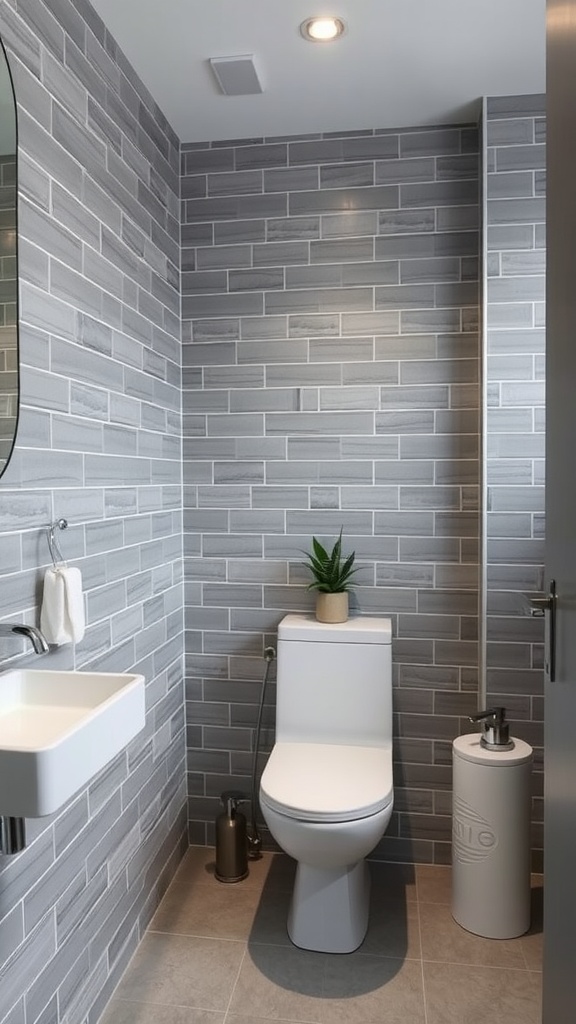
[300,17,346,42]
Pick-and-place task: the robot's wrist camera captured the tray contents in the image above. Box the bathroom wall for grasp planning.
[0,1,185,1022]
[181,125,481,864]
[0,154,16,466]
[484,94,545,870]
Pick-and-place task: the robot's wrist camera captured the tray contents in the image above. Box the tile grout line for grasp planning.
[222,939,249,1024]
[415,869,431,1024]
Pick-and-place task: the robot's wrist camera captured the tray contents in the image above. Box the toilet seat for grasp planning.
[260,741,393,823]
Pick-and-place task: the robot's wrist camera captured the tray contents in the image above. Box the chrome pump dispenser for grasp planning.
[469,706,515,751]
[215,791,249,883]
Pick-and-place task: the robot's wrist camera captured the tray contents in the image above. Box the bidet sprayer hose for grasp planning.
[247,645,276,858]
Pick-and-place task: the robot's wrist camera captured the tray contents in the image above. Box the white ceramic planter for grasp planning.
[315,591,349,623]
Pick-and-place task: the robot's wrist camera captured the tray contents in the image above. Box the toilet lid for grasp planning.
[260,742,393,823]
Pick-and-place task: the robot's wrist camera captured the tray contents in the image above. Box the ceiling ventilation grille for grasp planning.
[209,55,263,96]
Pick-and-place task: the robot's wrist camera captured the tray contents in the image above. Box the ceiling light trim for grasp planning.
[300,17,346,42]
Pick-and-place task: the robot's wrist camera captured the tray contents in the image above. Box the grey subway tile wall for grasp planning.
[0,1,184,1022]
[0,156,17,467]
[181,125,481,865]
[485,95,546,871]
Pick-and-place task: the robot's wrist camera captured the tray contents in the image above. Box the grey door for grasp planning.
[543,1,576,1019]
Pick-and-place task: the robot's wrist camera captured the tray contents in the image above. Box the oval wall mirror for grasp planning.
[0,39,17,479]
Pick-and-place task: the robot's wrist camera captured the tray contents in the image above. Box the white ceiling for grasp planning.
[90,0,546,144]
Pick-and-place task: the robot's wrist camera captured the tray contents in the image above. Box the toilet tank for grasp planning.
[275,614,393,747]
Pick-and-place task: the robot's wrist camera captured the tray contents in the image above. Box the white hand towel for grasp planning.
[40,566,86,645]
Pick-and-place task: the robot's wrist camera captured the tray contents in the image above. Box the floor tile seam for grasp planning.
[415,888,430,1024]
[111,995,226,1014]
[247,939,423,964]
[223,940,248,1024]
[146,927,247,945]
[420,957,532,971]
[518,935,533,971]
[354,950,423,962]
[417,899,452,906]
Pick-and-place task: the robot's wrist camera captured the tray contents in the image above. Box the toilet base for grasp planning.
[287,859,370,953]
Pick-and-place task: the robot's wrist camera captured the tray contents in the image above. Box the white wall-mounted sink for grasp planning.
[0,669,145,817]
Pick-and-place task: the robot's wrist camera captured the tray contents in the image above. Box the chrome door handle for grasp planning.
[530,579,557,682]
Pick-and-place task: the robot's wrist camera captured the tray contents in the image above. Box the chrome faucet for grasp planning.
[0,623,49,654]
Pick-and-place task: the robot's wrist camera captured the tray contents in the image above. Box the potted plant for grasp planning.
[302,529,357,623]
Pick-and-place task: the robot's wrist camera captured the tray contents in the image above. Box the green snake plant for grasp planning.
[302,529,358,593]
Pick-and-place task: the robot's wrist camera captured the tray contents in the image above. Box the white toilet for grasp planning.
[260,613,393,953]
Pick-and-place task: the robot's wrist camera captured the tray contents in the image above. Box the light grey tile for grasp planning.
[320,384,380,409]
[265,410,373,435]
[265,286,373,315]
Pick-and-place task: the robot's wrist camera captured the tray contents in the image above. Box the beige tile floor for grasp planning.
[103,848,543,1024]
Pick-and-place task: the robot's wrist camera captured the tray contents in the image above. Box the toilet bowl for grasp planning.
[260,614,393,953]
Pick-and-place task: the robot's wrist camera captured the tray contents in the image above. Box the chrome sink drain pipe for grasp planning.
[0,816,26,854]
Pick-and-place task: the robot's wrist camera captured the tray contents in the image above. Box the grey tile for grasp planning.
[379,208,436,235]
[264,165,318,192]
[253,241,309,267]
[183,293,263,318]
[376,156,435,183]
[208,170,262,196]
[310,237,374,263]
[101,1001,224,1023]
[228,945,325,1021]
[230,267,289,295]
[214,220,266,244]
[266,286,373,315]
[320,162,374,188]
[400,128,462,157]
[266,410,373,435]
[115,933,244,1010]
[185,194,286,223]
[496,144,545,172]
[487,170,535,199]
[401,180,478,208]
[236,143,288,170]
[423,963,541,1024]
[488,197,545,225]
[321,954,425,1021]
[290,185,398,217]
[321,211,378,238]
[267,215,320,240]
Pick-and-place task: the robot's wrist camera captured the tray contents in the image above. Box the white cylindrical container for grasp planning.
[452,732,533,938]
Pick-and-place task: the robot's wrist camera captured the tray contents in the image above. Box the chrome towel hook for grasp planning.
[47,518,68,568]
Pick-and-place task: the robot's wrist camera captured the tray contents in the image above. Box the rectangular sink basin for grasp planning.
[0,669,145,817]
